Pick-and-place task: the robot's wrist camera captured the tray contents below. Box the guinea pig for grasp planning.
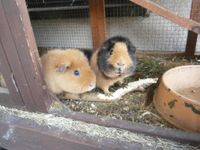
[90,36,137,95]
[41,49,96,94]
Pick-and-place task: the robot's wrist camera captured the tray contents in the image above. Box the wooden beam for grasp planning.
[64,111,200,146]
[0,108,144,150]
[0,3,24,108]
[1,106,199,149]
[130,0,200,34]
[185,0,200,56]
[0,123,98,150]
[89,0,107,50]
[0,0,57,112]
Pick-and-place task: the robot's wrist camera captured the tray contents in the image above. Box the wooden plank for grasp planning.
[0,0,38,111]
[185,0,200,56]
[1,125,98,150]
[64,111,200,146]
[89,0,107,50]
[0,111,143,150]
[0,0,56,112]
[0,106,199,149]
[0,30,24,107]
[185,32,198,56]
[130,0,200,34]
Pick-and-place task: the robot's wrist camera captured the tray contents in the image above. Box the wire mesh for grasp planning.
[196,37,200,54]
[28,0,92,49]
[31,18,92,49]
[106,0,195,52]
[27,0,200,53]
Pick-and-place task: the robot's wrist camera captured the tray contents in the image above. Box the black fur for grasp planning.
[97,36,137,76]
[81,49,93,61]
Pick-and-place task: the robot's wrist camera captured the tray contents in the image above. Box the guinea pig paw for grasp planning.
[115,81,128,89]
[121,82,128,89]
[104,92,113,97]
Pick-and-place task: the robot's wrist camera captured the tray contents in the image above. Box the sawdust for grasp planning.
[60,56,200,129]
[0,105,199,150]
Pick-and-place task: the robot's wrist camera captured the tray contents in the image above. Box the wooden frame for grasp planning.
[89,0,107,50]
[0,0,200,149]
[0,109,144,150]
[0,106,199,150]
[0,41,23,108]
[0,0,57,112]
[185,0,200,56]
[130,0,200,34]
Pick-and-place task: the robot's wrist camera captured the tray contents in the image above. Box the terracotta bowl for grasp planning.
[154,65,200,132]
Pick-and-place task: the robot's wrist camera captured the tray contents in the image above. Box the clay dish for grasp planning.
[154,65,200,132]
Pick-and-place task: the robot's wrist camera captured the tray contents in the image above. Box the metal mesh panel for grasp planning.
[196,37,200,54]
[106,0,193,52]
[28,0,147,49]
[31,18,92,49]
[28,0,92,49]
[27,0,200,53]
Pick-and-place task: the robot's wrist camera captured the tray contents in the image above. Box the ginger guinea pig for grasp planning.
[41,49,96,94]
[90,36,137,94]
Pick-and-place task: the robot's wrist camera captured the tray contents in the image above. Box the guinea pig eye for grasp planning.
[109,48,113,55]
[74,70,80,76]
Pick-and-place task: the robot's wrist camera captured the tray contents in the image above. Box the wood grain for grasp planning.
[89,0,107,50]
[185,0,200,56]
[0,0,58,112]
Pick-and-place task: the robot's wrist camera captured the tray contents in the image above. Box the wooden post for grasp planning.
[0,41,24,108]
[185,0,200,56]
[89,0,107,50]
[0,0,57,112]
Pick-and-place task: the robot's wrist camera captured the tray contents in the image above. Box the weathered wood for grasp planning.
[185,32,198,56]
[89,0,107,50]
[0,108,146,150]
[0,0,38,111]
[0,0,56,112]
[0,29,24,107]
[185,0,200,56]
[0,106,199,149]
[64,111,200,146]
[136,50,185,58]
[130,0,200,34]
[0,124,98,150]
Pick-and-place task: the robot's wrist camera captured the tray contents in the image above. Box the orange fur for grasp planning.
[90,43,135,94]
[0,74,6,88]
[107,42,132,68]
[41,49,96,94]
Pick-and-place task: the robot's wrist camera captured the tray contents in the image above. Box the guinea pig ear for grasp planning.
[56,64,69,73]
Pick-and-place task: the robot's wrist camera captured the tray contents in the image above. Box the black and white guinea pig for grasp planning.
[41,49,96,94]
[90,36,137,94]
